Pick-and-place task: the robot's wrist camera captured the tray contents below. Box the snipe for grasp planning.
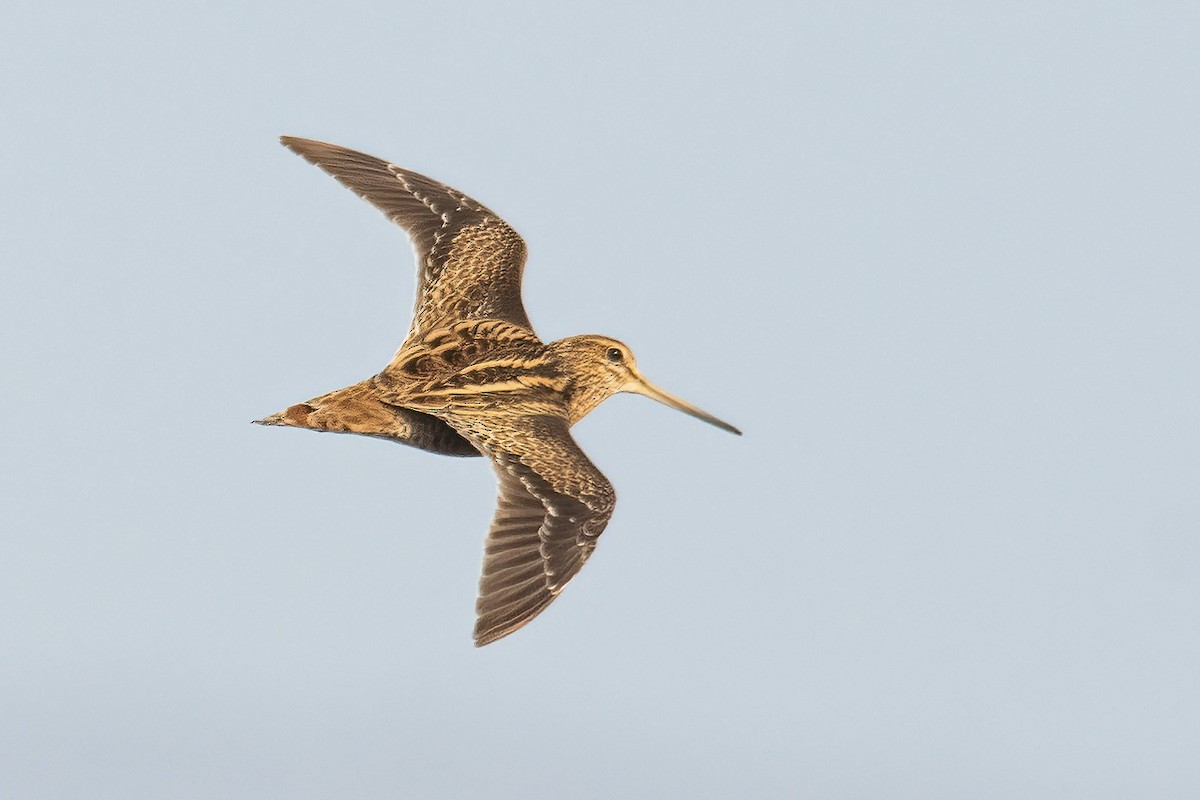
[257,137,740,645]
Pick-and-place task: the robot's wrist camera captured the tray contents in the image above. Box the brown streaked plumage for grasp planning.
[256,136,741,646]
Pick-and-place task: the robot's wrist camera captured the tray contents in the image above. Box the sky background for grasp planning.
[2,1,1198,797]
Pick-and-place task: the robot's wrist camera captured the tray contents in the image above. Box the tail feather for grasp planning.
[254,378,479,457]
[255,379,400,435]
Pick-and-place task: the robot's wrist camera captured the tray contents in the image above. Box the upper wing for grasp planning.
[461,415,616,646]
[280,136,532,336]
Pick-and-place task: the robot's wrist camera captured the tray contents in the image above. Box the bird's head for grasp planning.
[555,335,741,435]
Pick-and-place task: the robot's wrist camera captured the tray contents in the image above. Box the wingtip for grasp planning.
[279,135,328,156]
[473,619,522,647]
[279,135,349,167]
[279,134,307,153]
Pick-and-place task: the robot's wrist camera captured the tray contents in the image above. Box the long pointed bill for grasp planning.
[626,369,742,436]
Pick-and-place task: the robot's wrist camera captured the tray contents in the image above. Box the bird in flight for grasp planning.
[257,137,740,645]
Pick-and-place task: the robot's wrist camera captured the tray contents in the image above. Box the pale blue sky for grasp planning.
[2,2,1198,797]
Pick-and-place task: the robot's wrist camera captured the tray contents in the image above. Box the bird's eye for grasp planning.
[606,347,623,363]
